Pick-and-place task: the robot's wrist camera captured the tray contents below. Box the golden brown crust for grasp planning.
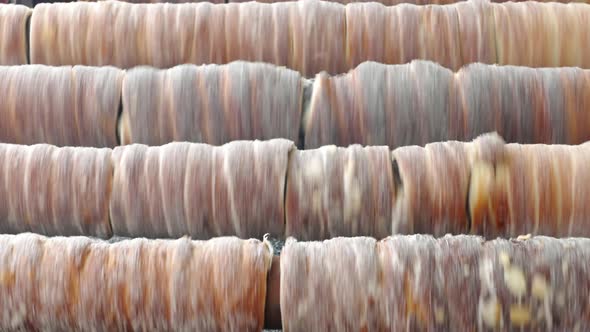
[121,62,303,146]
[0,5,31,65]
[0,144,113,238]
[110,140,294,239]
[0,234,271,331]
[285,145,394,240]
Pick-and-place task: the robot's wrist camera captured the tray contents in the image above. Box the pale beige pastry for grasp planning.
[285,145,395,240]
[280,237,385,331]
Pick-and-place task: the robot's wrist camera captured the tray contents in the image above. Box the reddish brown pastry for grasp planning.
[0,66,74,146]
[228,0,283,3]
[0,65,122,147]
[79,0,590,3]
[0,144,112,237]
[346,3,462,70]
[469,141,590,238]
[280,237,385,331]
[83,0,223,3]
[223,2,290,66]
[457,62,590,145]
[455,0,496,65]
[306,61,590,149]
[281,235,590,331]
[110,139,294,239]
[29,1,344,76]
[344,3,387,68]
[285,145,394,240]
[0,5,31,65]
[537,67,590,145]
[289,0,346,76]
[304,61,457,149]
[391,133,505,236]
[493,2,590,68]
[30,2,216,68]
[27,1,590,71]
[120,62,303,146]
[72,66,124,147]
[455,64,549,143]
[0,233,272,331]
[229,0,462,3]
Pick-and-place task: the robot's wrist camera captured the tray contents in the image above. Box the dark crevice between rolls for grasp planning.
[264,256,282,330]
[465,171,473,234]
[115,95,123,146]
[276,147,295,255]
[298,79,314,150]
[391,158,404,234]
[391,159,403,192]
[107,153,117,240]
[25,12,31,64]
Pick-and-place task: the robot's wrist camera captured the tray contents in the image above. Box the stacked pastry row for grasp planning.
[1,233,589,330]
[2,1,590,74]
[3,61,590,149]
[73,0,590,5]
[3,133,590,240]
[281,235,590,330]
